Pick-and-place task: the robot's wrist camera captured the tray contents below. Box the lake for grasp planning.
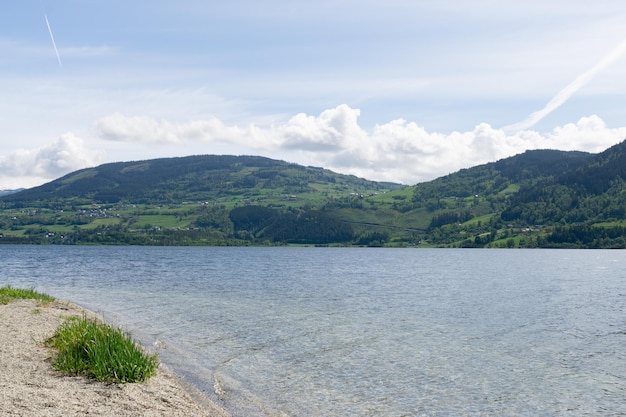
[2,246,625,416]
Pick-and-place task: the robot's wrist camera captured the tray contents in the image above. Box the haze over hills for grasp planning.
[1,140,626,248]
[0,189,24,197]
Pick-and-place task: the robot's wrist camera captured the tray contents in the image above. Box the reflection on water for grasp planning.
[2,246,625,416]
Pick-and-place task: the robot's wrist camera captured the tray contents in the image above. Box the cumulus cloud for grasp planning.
[94,105,626,185]
[0,133,106,188]
[278,105,365,151]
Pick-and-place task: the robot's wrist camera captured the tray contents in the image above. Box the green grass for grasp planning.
[461,213,497,227]
[0,285,55,305]
[80,217,122,230]
[0,286,157,383]
[499,183,520,194]
[132,214,193,228]
[46,316,159,383]
[370,187,413,204]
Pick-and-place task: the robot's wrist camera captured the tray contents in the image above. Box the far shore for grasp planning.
[0,298,231,417]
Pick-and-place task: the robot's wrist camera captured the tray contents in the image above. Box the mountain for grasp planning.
[1,142,626,248]
[411,148,592,202]
[392,140,626,248]
[1,155,401,206]
[0,155,403,246]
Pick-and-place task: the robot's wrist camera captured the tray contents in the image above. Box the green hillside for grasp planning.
[382,141,626,248]
[2,142,626,248]
[0,155,403,246]
[1,155,399,206]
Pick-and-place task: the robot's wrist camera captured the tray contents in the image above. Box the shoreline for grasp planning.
[0,298,231,417]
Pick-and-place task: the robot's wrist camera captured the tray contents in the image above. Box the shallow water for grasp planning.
[2,246,626,416]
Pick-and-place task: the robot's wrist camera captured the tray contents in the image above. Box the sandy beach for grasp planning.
[0,298,231,417]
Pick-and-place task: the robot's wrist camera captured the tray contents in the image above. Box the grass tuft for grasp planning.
[0,285,55,305]
[46,316,159,383]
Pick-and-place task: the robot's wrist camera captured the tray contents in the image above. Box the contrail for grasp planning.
[44,13,62,68]
[504,37,626,133]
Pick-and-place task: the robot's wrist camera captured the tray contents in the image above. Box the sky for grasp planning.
[2,1,626,189]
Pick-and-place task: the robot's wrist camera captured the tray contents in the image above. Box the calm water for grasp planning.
[2,246,625,416]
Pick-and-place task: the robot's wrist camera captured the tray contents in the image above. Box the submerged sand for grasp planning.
[0,299,231,417]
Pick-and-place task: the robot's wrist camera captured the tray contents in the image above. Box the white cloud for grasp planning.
[329,115,626,184]
[0,133,106,189]
[277,105,365,151]
[94,105,626,185]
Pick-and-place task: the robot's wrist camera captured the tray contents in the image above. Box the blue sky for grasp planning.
[1,1,626,188]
